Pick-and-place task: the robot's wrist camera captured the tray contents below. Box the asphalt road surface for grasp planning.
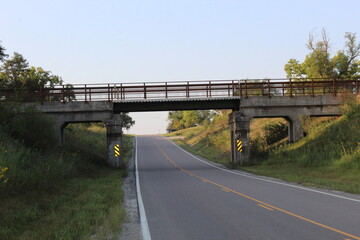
[136,135,360,240]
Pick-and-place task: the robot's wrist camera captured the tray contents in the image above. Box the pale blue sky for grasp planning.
[1,0,359,134]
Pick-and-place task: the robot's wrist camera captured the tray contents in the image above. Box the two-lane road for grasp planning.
[136,136,360,240]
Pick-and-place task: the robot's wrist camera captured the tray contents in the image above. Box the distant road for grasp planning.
[136,136,360,240]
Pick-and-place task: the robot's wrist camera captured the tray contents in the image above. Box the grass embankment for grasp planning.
[165,99,360,194]
[0,111,133,240]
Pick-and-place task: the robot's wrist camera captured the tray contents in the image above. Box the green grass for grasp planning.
[0,170,125,240]
[0,123,133,240]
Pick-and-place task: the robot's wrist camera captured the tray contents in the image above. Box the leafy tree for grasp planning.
[121,113,135,130]
[0,52,29,89]
[0,48,66,102]
[0,52,63,90]
[284,30,360,79]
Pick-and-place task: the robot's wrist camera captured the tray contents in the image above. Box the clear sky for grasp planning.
[1,0,359,134]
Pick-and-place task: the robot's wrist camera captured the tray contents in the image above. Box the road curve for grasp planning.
[136,135,360,240]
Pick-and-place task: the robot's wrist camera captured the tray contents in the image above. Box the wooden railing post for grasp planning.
[311,79,314,97]
[144,83,147,99]
[84,84,87,102]
[186,81,190,98]
[333,78,337,96]
[165,82,168,98]
[120,83,124,100]
[289,79,293,97]
[209,81,212,97]
[107,84,111,102]
[245,80,248,98]
[239,80,242,97]
[232,80,235,96]
[268,79,271,98]
[62,85,65,103]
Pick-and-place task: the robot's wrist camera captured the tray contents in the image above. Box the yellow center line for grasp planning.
[154,142,360,240]
[258,204,274,211]
[222,188,230,192]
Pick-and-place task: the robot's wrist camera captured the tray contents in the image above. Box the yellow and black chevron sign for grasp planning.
[236,140,243,152]
[114,144,120,157]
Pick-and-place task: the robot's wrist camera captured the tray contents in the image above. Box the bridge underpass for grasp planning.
[12,78,358,167]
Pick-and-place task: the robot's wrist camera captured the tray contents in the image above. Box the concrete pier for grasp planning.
[229,112,251,165]
[105,117,123,168]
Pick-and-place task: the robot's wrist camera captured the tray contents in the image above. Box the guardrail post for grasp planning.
[268,79,271,98]
[239,80,242,97]
[165,82,168,98]
[289,79,293,98]
[333,78,337,96]
[245,80,248,98]
[209,81,211,97]
[144,83,147,99]
[232,80,235,96]
[186,81,190,98]
[311,79,314,97]
[120,83,123,100]
[62,85,65,103]
[107,84,111,101]
[84,84,87,102]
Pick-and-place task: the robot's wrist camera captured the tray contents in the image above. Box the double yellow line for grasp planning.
[155,141,360,240]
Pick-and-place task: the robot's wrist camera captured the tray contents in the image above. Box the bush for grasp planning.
[263,122,288,145]
[0,103,57,150]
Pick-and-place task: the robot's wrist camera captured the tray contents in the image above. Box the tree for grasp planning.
[121,113,135,130]
[284,30,360,79]
[167,110,215,130]
[0,52,29,89]
[0,50,67,101]
[0,42,8,62]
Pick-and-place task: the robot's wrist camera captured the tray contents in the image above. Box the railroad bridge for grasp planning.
[6,78,359,167]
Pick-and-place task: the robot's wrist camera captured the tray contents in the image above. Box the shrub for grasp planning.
[0,103,57,150]
[263,122,288,145]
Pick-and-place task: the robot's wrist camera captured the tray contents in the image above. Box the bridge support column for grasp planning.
[287,116,304,142]
[105,116,123,168]
[229,112,251,166]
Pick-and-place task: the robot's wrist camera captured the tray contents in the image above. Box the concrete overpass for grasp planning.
[13,78,358,167]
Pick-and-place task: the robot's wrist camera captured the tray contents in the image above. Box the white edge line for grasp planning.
[135,137,152,240]
[168,139,360,204]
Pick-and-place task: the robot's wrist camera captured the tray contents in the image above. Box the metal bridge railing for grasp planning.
[0,78,358,103]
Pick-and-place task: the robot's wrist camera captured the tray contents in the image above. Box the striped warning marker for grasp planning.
[236,140,243,152]
[114,144,120,157]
